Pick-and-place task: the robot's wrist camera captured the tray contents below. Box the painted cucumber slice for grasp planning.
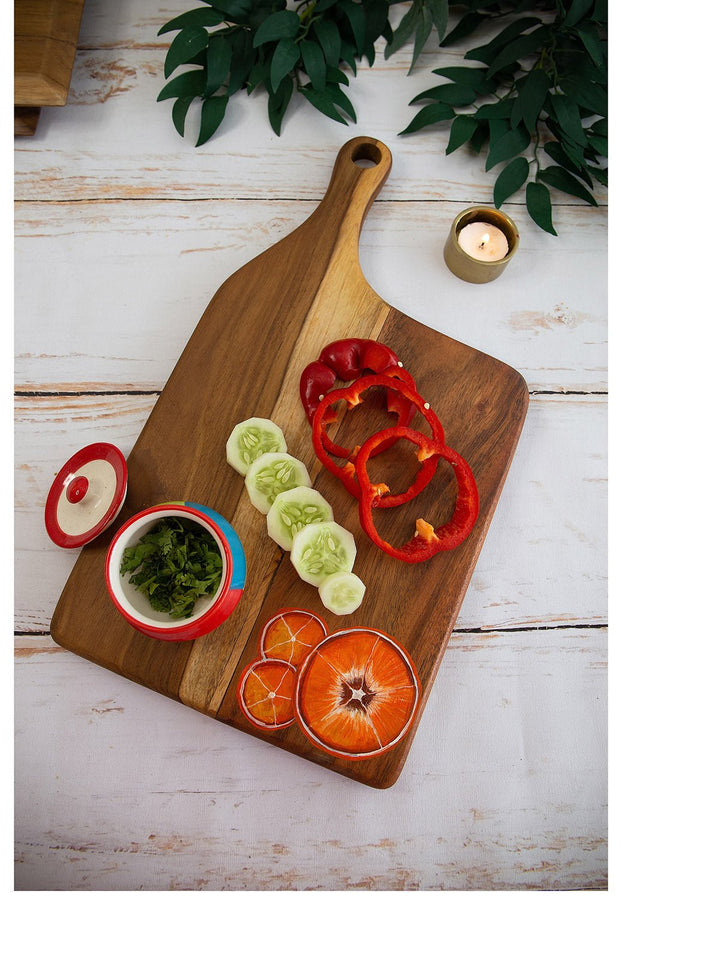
[290,521,357,588]
[318,571,366,616]
[226,418,287,476]
[245,452,312,514]
[266,486,334,551]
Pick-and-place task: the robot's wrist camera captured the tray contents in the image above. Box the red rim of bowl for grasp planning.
[45,442,128,548]
[104,503,234,639]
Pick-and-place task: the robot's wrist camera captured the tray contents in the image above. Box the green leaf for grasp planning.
[586,133,607,156]
[171,96,194,136]
[253,10,300,47]
[300,39,326,90]
[299,85,348,124]
[384,4,419,59]
[363,0,390,47]
[398,101,455,135]
[326,82,357,122]
[200,0,252,18]
[440,12,483,48]
[159,9,225,35]
[157,70,207,101]
[494,156,529,206]
[339,45,358,75]
[268,74,294,135]
[474,99,514,121]
[270,38,301,92]
[526,181,557,235]
[313,19,342,68]
[410,83,477,107]
[196,94,229,146]
[550,94,586,146]
[560,77,607,116]
[165,27,210,79]
[446,113,479,154]
[538,165,597,205]
[339,0,366,54]
[326,66,349,86]
[227,30,255,94]
[486,27,551,78]
[576,24,604,67]
[427,0,448,41]
[564,0,595,28]
[466,17,542,64]
[246,58,267,94]
[588,164,608,186]
[486,125,530,170]
[512,67,551,129]
[543,140,593,186]
[432,65,494,94]
[546,122,586,169]
[469,118,489,153]
[592,0,608,23]
[205,34,233,95]
[411,6,433,70]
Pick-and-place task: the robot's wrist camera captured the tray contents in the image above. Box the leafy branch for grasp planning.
[400,0,607,234]
[157,1,607,234]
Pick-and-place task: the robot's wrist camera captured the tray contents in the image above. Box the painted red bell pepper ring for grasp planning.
[299,338,413,429]
[320,365,418,461]
[354,426,479,563]
[312,374,445,508]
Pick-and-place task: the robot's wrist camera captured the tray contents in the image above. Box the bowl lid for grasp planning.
[45,442,128,548]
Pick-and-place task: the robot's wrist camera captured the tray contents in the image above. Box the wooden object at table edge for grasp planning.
[14,0,85,134]
[50,137,529,789]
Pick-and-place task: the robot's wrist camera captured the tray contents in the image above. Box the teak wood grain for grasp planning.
[50,137,529,788]
[14,1,86,107]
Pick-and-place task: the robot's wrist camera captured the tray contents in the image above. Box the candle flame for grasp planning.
[480,233,490,247]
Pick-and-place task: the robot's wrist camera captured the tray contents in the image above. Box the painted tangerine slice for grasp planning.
[237,658,297,730]
[294,628,421,760]
[259,608,327,667]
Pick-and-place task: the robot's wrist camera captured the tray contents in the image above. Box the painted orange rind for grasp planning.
[258,608,328,667]
[294,627,421,760]
[237,658,297,730]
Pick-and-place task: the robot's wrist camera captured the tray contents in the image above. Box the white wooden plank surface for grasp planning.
[14,0,608,892]
[14,625,606,891]
[15,200,607,393]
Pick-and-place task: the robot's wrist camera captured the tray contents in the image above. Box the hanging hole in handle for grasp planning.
[351,142,382,168]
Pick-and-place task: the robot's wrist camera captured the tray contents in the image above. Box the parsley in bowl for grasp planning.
[105,502,246,641]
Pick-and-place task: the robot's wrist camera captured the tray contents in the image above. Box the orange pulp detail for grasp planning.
[294,628,421,760]
[259,609,327,667]
[237,658,297,730]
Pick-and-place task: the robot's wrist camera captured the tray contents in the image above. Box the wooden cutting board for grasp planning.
[14,0,86,135]
[50,137,528,789]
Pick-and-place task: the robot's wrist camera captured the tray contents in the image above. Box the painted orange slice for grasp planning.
[237,658,297,730]
[259,608,327,667]
[294,628,421,760]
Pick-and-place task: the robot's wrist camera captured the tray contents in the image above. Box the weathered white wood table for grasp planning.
[14,1,607,890]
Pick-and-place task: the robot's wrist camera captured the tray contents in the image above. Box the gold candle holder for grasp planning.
[444,206,520,283]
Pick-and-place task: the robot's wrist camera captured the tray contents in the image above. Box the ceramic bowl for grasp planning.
[105,501,246,642]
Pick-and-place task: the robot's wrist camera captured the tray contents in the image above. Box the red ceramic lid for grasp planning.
[45,442,128,548]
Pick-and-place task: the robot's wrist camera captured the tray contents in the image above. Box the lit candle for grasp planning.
[444,207,519,283]
[457,221,509,262]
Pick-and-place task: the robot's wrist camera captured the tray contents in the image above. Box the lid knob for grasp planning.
[66,475,90,504]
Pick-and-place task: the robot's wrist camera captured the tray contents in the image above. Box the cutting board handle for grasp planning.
[307,137,393,257]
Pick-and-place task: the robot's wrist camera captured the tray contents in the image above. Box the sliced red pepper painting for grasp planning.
[301,338,480,563]
[237,608,421,761]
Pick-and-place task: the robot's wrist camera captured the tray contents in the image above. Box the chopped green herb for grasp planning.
[120,518,223,619]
